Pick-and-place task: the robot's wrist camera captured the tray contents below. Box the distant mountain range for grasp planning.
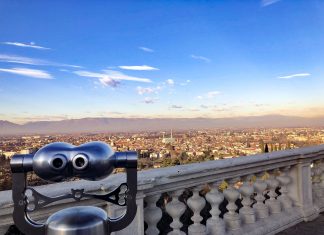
[0,115,323,136]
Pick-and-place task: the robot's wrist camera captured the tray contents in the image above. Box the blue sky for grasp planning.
[0,0,324,123]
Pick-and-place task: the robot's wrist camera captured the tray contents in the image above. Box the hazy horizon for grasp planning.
[1,115,324,136]
[1,113,324,125]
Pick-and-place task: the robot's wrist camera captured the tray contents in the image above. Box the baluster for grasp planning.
[223,177,241,231]
[253,172,269,219]
[187,185,207,235]
[277,166,293,210]
[144,194,162,235]
[265,169,281,214]
[239,175,256,224]
[165,189,186,235]
[312,160,322,202]
[205,181,225,235]
[319,159,324,197]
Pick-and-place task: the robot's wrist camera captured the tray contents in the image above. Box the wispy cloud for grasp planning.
[261,0,281,7]
[197,91,221,99]
[0,54,45,65]
[166,79,174,86]
[139,46,154,53]
[200,104,209,109]
[118,65,159,71]
[0,54,81,68]
[2,41,50,50]
[170,105,183,109]
[206,91,221,98]
[137,86,156,95]
[74,70,152,87]
[136,79,175,96]
[136,86,162,95]
[180,79,191,86]
[188,108,200,112]
[0,67,52,79]
[190,54,211,63]
[143,97,157,104]
[102,70,152,83]
[278,73,311,79]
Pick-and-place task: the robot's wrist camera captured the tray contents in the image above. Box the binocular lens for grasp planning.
[52,158,64,169]
[75,158,85,168]
[50,155,67,171]
[72,154,89,170]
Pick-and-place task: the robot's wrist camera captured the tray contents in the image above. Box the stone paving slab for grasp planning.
[278,213,324,235]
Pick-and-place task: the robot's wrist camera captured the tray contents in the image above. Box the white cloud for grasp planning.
[103,70,152,83]
[137,85,163,95]
[118,65,159,71]
[261,0,281,7]
[139,46,154,53]
[137,86,155,95]
[170,105,183,109]
[143,97,157,104]
[200,105,209,109]
[74,70,152,87]
[73,71,105,78]
[73,71,120,87]
[99,77,120,87]
[180,79,191,86]
[190,54,211,63]
[166,79,174,86]
[2,41,51,50]
[207,91,221,98]
[136,86,156,95]
[197,91,221,99]
[0,67,52,79]
[0,54,44,65]
[278,73,311,79]
[65,64,82,68]
[0,54,81,68]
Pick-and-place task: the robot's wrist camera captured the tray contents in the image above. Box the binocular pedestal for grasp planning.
[46,206,108,235]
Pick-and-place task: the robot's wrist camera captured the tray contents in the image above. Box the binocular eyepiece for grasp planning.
[11,141,137,181]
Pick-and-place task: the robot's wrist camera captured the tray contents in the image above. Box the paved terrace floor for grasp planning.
[278,213,324,235]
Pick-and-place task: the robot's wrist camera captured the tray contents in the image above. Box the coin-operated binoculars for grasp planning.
[10,141,137,235]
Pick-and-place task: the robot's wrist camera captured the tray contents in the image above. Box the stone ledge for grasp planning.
[1,145,324,208]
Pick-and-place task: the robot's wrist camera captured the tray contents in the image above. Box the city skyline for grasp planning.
[1,0,324,123]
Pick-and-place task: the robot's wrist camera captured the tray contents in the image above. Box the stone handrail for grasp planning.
[1,145,324,234]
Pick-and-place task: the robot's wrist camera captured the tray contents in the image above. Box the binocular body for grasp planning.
[11,141,138,235]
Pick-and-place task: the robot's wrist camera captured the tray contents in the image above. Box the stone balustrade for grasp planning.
[1,145,324,235]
